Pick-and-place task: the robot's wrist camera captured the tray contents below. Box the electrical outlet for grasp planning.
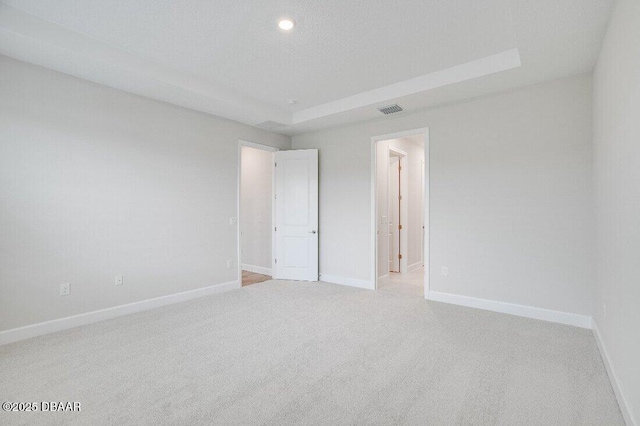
[229,217,237,225]
[60,283,70,296]
[441,266,449,277]
[227,260,233,269]
[115,275,124,286]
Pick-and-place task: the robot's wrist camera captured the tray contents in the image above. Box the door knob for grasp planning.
[309,230,317,234]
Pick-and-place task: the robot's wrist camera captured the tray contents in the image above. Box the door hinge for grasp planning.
[274,226,277,232]
[274,194,277,199]
[275,259,278,264]
[399,195,402,200]
[398,224,402,230]
[275,162,277,167]
[398,254,402,259]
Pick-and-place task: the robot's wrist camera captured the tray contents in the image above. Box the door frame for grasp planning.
[237,140,278,285]
[371,128,430,297]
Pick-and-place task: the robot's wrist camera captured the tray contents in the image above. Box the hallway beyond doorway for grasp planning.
[378,268,424,297]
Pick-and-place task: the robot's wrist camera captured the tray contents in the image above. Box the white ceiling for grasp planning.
[0,0,614,135]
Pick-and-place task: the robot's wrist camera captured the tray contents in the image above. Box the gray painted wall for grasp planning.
[593,0,640,422]
[293,74,595,316]
[0,55,290,331]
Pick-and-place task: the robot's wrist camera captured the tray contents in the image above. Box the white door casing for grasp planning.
[273,149,319,281]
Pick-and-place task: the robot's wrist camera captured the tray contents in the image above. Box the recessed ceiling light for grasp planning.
[278,18,295,31]
[287,99,297,105]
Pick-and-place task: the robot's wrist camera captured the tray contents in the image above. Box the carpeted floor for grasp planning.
[0,280,624,425]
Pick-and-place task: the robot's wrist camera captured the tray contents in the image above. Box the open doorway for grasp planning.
[238,143,319,286]
[238,141,277,286]
[372,129,429,297]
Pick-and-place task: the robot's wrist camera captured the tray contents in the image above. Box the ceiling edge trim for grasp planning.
[0,3,290,126]
[292,48,521,124]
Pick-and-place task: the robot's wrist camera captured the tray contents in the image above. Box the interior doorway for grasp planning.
[238,141,277,286]
[372,129,429,297]
[237,142,319,286]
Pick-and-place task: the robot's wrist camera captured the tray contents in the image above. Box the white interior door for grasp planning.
[389,156,400,273]
[421,158,425,267]
[273,149,318,281]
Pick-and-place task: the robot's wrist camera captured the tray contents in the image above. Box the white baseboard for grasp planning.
[320,274,374,290]
[592,321,637,426]
[241,264,272,276]
[378,274,389,280]
[426,290,592,329]
[408,262,423,272]
[0,280,240,346]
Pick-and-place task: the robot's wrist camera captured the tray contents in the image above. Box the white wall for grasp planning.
[376,137,424,278]
[592,0,640,422]
[293,74,595,316]
[0,55,290,332]
[403,138,425,269]
[240,146,273,273]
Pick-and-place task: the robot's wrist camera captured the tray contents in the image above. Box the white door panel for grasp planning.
[389,156,400,273]
[274,149,318,281]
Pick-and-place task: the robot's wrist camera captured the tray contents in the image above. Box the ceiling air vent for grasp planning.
[377,104,403,115]
[254,121,287,131]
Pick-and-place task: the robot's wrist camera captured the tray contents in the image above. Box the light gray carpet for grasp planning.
[0,280,624,425]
